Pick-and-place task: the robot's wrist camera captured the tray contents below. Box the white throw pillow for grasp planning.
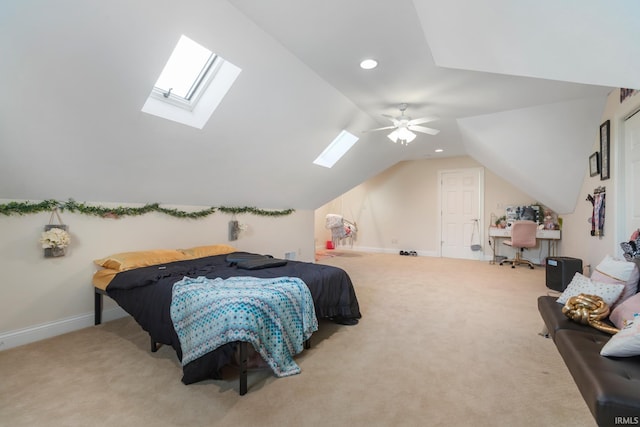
[556,272,624,307]
[591,255,639,307]
[600,315,640,357]
[595,255,636,281]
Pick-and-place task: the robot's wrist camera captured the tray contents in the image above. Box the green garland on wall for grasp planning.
[0,199,294,219]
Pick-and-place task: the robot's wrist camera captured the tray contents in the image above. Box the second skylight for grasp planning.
[313,130,359,168]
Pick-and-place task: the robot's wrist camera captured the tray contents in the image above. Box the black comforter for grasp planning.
[106,252,361,384]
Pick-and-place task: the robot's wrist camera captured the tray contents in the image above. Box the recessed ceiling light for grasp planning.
[435,148,444,153]
[360,59,378,70]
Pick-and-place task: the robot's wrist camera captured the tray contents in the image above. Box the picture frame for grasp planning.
[620,88,638,103]
[600,120,610,180]
[589,152,600,177]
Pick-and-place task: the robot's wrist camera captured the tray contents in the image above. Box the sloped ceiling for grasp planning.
[1,0,636,213]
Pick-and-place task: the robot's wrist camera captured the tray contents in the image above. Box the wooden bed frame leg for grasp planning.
[94,290,103,325]
[239,342,248,395]
[304,338,311,349]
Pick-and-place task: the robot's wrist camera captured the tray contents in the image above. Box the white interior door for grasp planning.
[625,110,640,234]
[439,168,484,259]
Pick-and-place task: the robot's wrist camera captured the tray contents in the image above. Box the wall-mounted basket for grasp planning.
[42,209,69,258]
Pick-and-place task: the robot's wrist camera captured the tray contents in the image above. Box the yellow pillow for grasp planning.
[92,268,119,290]
[180,244,237,259]
[93,249,187,271]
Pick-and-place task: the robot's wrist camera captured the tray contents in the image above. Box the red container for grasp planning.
[326,240,334,250]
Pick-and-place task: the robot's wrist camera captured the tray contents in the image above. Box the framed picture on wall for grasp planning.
[600,120,610,180]
[589,152,600,177]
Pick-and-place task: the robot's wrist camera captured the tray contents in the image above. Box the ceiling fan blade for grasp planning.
[408,116,439,126]
[409,125,440,135]
[363,125,396,133]
[381,114,400,126]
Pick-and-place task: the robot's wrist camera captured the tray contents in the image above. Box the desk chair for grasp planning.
[499,220,538,269]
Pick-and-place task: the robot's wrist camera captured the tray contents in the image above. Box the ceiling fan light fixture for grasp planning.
[402,132,417,145]
[387,130,399,143]
[368,103,438,145]
[397,127,415,141]
[388,128,416,144]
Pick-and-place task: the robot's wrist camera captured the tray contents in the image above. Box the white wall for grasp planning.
[561,90,640,272]
[0,201,313,349]
[459,96,606,214]
[315,156,536,260]
[317,90,640,274]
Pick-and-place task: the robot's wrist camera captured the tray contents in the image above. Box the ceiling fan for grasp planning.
[365,103,440,145]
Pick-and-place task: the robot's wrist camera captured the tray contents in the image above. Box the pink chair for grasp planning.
[499,220,538,269]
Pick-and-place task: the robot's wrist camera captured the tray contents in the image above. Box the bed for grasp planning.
[92,245,361,394]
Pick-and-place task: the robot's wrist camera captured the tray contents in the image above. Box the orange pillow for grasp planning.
[92,269,119,290]
[93,249,187,271]
[180,244,237,259]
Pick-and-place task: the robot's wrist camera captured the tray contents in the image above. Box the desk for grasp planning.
[488,227,561,265]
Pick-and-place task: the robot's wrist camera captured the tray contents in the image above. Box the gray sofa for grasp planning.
[538,296,640,427]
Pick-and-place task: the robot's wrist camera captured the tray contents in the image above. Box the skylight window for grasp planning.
[142,35,241,129]
[313,130,359,168]
[154,35,217,102]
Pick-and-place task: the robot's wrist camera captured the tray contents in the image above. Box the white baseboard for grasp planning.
[360,246,440,257]
[324,244,440,257]
[318,244,494,261]
[0,306,128,351]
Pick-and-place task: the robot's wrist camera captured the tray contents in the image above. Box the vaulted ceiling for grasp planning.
[1,1,638,213]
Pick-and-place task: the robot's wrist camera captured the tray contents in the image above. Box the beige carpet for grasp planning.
[0,253,596,427]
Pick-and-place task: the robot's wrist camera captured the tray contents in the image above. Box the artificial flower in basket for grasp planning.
[40,227,71,257]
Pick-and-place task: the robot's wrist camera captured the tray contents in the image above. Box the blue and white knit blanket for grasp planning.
[170,276,318,377]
